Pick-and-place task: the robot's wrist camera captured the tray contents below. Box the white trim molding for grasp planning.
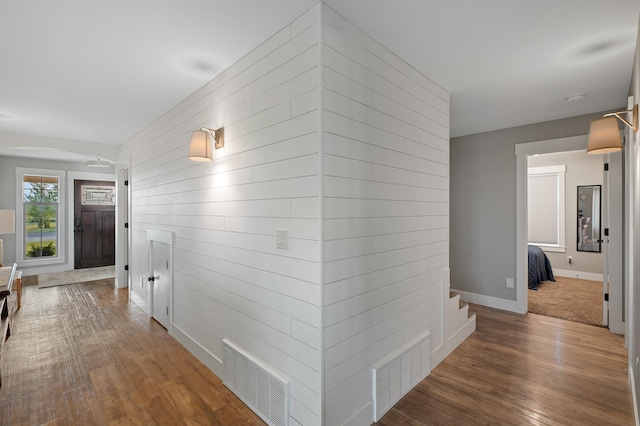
[454,289,518,313]
[553,268,604,282]
[15,167,67,269]
[515,135,588,314]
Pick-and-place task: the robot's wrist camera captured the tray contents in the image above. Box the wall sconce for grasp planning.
[0,209,15,267]
[587,104,638,154]
[188,127,224,161]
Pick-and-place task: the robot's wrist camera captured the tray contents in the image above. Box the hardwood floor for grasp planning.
[0,281,634,425]
[379,305,634,426]
[0,279,265,425]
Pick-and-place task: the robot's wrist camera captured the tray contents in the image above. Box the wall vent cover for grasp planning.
[372,332,431,422]
[223,339,290,426]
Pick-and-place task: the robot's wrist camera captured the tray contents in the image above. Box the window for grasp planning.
[16,168,66,265]
[23,175,59,258]
[528,165,566,252]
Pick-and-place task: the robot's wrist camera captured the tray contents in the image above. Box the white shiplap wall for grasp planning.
[321,5,450,425]
[117,3,451,425]
[117,5,323,425]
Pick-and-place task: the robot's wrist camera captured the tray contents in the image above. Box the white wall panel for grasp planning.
[324,216,448,240]
[254,69,318,114]
[225,216,319,239]
[324,130,448,176]
[117,5,322,425]
[253,153,318,183]
[323,310,438,399]
[292,88,320,118]
[171,199,292,218]
[323,154,372,181]
[321,4,449,424]
[224,25,319,97]
[324,276,440,349]
[117,4,451,425]
[292,197,320,219]
[226,111,318,156]
[324,241,448,284]
[325,89,448,144]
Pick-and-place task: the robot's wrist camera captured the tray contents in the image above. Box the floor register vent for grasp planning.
[222,339,290,426]
[372,331,431,422]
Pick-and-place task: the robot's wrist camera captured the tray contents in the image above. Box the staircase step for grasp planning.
[459,301,468,310]
[450,291,459,299]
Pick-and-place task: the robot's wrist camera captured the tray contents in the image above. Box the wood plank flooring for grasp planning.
[379,305,634,426]
[0,279,265,425]
[0,281,634,425]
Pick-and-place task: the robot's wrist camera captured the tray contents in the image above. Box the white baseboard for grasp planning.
[454,289,518,313]
[130,292,148,315]
[431,315,476,368]
[341,401,373,426]
[448,316,476,351]
[553,269,603,282]
[171,324,223,378]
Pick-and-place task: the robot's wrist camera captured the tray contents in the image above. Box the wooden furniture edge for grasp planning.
[0,263,17,387]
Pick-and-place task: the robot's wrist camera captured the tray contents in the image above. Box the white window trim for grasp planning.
[527,165,566,253]
[15,167,67,267]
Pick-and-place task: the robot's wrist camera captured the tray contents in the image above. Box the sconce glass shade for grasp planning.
[0,210,15,235]
[188,130,212,161]
[587,117,623,154]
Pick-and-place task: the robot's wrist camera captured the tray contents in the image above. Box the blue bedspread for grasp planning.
[528,245,555,290]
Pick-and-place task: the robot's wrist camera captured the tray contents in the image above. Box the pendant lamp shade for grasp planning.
[587,117,623,154]
[188,129,212,161]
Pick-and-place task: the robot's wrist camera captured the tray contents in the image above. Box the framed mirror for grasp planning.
[577,185,601,252]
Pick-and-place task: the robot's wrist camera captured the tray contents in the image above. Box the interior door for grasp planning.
[602,163,610,327]
[151,241,170,329]
[605,152,624,334]
[74,180,116,269]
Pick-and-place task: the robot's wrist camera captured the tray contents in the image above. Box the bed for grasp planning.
[528,245,555,290]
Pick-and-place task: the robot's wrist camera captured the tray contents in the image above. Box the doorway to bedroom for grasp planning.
[526,150,606,327]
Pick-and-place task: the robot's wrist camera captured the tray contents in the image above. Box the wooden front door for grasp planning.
[74,180,115,269]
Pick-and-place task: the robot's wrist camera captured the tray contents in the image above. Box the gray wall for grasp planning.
[0,155,113,266]
[450,110,615,301]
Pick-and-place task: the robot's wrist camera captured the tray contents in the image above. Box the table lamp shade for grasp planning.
[0,210,15,234]
[0,209,15,268]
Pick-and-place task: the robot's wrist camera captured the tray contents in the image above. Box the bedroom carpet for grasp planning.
[528,276,603,326]
[38,265,116,288]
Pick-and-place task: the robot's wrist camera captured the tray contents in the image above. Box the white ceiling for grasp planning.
[0,0,638,161]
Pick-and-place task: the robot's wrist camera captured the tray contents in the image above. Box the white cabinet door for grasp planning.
[151,242,170,329]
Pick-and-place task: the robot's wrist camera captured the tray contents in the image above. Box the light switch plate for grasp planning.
[276,229,288,250]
